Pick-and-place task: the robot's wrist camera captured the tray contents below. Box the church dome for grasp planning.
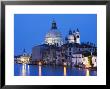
[45,20,62,46]
[45,29,61,38]
[66,29,76,43]
[68,35,75,40]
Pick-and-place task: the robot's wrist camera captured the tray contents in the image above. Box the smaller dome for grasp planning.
[68,35,74,40]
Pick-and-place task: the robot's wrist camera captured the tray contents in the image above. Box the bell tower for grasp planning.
[23,48,27,56]
[75,28,80,44]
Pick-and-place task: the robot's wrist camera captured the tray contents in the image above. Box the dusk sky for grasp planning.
[14,14,97,55]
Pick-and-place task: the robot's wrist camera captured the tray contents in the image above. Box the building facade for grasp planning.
[32,20,97,68]
[16,49,31,64]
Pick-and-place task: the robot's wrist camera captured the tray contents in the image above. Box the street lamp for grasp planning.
[39,61,42,66]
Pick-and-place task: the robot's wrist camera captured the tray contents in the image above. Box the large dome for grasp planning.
[45,20,63,46]
[45,29,61,38]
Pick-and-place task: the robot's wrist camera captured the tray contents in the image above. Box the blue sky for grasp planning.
[14,14,97,55]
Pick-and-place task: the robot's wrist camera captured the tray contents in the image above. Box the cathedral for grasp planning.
[45,20,80,47]
[45,20,63,47]
[32,20,97,67]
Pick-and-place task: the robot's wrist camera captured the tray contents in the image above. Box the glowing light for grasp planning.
[85,57,91,68]
[64,66,67,76]
[86,69,90,76]
[85,63,91,68]
[63,62,67,66]
[39,61,42,66]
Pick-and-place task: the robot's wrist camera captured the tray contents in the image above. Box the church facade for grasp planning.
[32,20,97,68]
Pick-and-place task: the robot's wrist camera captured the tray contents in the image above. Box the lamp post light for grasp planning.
[39,61,42,66]
[63,62,67,67]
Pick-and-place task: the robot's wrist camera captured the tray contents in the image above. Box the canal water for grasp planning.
[14,63,97,76]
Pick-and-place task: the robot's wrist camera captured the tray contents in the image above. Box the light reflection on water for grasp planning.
[86,69,90,76]
[20,64,30,76]
[14,64,96,76]
[39,65,42,76]
[21,64,26,76]
[28,65,30,75]
[64,66,67,76]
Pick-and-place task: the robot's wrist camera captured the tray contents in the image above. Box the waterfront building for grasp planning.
[91,52,97,67]
[31,20,97,68]
[72,50,97,68]
[32,44,59,64]
[72,51,83,66]
[44,45,57,64]
[32,44,49,62]
[64,42,97,67]
[32,20,63,64]
[17,49,31,64]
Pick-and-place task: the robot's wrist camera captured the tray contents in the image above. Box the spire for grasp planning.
[73,30,75,33]
[77,28,79,32]
[23,48,26,56]
[69,29,72,35]
[23,48,26,53]
[51,19,57,29]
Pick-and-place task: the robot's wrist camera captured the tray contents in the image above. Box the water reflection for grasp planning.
[27,65,30,75]
[22,64,26,76]
[15,64,96,76]
[86,69,90,76]
[21,64,30,76]
[39,65,42,76]
[64,66,67,76]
